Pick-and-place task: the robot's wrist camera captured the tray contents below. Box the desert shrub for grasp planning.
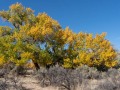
[0,80,8,90]
[34,65,120,90]
[15,66,27,75]
[0,62,27,77]
[106,68,120,77]
[75,65,102,79]
[96,77,120,90]
[0,74,24,90]
[36,66,81,90]
[95,68,120,90]
[35,66,102,90]
[0,69,7,78]
[0,63,13,78]
[96,80,117,90]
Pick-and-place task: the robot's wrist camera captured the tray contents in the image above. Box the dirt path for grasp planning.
[18,70,101,90]
[19,74,58,90]
[19,74,99,90]
[20,75,41,90]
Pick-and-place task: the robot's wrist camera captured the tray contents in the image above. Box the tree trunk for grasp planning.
[33,62,40,71]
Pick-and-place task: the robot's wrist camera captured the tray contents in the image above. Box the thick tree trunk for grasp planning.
[33,62,40,71]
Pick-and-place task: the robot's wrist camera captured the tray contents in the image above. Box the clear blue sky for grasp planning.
[0,0,120,50]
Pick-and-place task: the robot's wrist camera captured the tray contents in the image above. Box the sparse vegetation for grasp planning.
[0,69,25,90]
[34,66,120,90]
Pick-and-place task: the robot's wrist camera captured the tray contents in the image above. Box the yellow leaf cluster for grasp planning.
[0,55,5,66]
[72,32,118,68]
[63,58,72,68]
[9,3,24,12]
[27,13,60,40]
[21,52,32,59]
[63,27,76,44]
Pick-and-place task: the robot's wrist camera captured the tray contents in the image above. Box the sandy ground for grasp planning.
[19,74,101,90]
[20,75,41,90]
[19,74,59,90]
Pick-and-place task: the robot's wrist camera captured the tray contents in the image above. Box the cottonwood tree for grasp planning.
[0,3,118,71]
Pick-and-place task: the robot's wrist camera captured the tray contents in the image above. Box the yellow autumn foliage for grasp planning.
[0,3,118,71]
[71,33,118,69]
[25,61,35,69]
[0,56,5,66]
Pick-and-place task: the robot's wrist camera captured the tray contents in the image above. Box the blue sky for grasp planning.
[0,0,120,50]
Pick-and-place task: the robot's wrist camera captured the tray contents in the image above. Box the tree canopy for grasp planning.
[0,3,118,71]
